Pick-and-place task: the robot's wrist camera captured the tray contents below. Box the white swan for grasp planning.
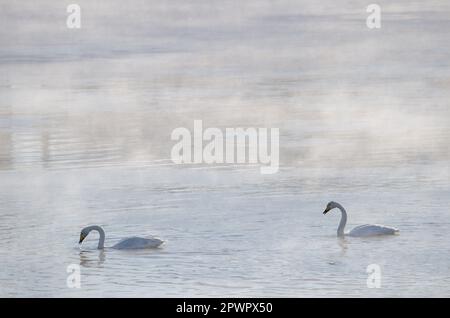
[323,201,399,237]
[79,225,164,250]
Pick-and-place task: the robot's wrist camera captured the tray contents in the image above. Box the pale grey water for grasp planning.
[0,0,449,297]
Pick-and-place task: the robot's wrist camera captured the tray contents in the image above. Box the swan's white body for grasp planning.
[323,202,399,237]
[79,225,164,250]
[346,224,398,237]
[112,236,164,250]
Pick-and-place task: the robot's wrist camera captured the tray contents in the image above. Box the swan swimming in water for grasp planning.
[323,201,399,237]
[79,225,164,249]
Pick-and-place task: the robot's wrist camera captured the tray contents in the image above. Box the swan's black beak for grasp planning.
[79,233,86,244]
[323,208,330,215]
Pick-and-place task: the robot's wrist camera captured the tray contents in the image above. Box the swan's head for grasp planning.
[79,228,89,244]
[323,201,338,214]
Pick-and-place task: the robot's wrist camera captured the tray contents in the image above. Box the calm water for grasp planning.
[0,0,449,297]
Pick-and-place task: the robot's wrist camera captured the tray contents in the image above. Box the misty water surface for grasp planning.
[0,0,449,297]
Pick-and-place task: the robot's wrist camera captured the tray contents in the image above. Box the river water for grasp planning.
[0,0,449,297]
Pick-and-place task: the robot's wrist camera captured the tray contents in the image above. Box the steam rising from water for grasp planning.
[0,0,449,297]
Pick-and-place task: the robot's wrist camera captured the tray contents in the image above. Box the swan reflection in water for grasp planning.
[79,250,106,268]
[337,236,348,255]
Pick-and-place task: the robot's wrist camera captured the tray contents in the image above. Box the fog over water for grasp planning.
[0,0,449,297]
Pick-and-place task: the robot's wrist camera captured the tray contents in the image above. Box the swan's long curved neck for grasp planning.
[86,225,106,249]
[335,203,347,237]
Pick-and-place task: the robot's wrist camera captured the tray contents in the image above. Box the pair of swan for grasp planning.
[78,201,399,250]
